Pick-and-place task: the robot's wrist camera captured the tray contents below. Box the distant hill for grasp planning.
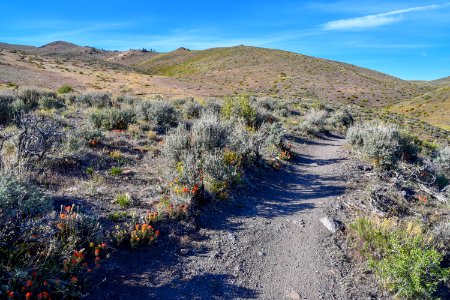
[36,41,99,55]
[390,85,450,130]
[136,45,426,106]
[431,76,450,86]
[1,41,448,129]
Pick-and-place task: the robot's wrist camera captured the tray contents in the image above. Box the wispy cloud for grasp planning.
[323,3,450,30]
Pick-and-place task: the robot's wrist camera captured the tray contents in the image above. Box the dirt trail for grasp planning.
[90,136,351,300]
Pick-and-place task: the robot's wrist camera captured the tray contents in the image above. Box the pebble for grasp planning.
[286,290,300,300]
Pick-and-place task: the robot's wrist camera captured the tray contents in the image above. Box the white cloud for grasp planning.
[323,3,450,30]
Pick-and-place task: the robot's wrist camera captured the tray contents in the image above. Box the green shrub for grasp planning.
[351,218,450,299]
[57,84,74,94]
[183,100,203,119]
[75,92,112,108]
[137,100,178,128]
[221,95,257,126]
[18,88,51,110]
[347,123,404,168]
[163,125,191,163]
[0,92,15,124]
[434,146,450,175]
[204,101,222,114]
[90,108,136,130]
[163,109,286,201]
[256,97,277,111]
[228,120,283,165]
[328,108,354,131]
[0,175,52,217]
[299,109,329,136]
[110,166,123,176]
[116,193,131,207]
[191,113,230,152]
[39,97,65,110]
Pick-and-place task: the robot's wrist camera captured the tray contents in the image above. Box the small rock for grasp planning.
[310,163,318,167]
[122,169,134,175]
[179,248,189,255]
[357,165,373,171]
[320,216,339,233]
[286,290,300,300]
[257,250,265,256]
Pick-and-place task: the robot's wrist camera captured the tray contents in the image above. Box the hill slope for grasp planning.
[136,46,425,106]
[390,85,450,130]
[431,76,450,86]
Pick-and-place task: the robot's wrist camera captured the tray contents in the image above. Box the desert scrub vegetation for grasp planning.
[346,122,417,168]
[351,217,449,299]
[0,176,107,299]
[71,92,113,108]
[342,117,450,298]
[57,84,74,94]
[90,108,136,130]
[137,100,178,129]
[0,88,66,125]
[0,114,64,174]
[434,146,450,178]
[298,107,353,137]
[0,88,310,297]
[183,99,203,119]
[163,107,288,202]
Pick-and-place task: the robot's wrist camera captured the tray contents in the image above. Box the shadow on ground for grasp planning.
[87,137,347,299]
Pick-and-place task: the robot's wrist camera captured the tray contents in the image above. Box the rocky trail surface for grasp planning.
[89,136,356,300]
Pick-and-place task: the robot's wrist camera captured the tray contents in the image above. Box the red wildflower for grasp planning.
[25,280,33,288]
[37,291,50,300]
[71,276,78,284]
[73,250,84,259]
[182,186,190,193]
[6,290,14,298]
[26,292,32,300]
[95,257,101,263]
[155,230,160,237]
[101,243,107,249]
[192,184,199,194]
[417,195,428,204]
[59,213,66,219]
[94,249,100,256]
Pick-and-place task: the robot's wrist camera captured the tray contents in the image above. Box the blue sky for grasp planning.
[1,1,450,80]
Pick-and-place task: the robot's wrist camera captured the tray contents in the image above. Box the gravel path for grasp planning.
[89,136,351,300]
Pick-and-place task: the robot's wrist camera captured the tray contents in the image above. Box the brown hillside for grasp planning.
[390,85,450,130]
[136,46,426,106]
